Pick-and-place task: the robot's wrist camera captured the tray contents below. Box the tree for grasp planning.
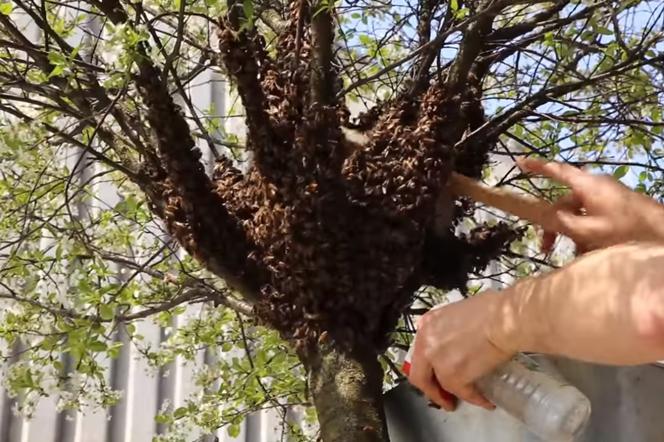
[0,0,662,440]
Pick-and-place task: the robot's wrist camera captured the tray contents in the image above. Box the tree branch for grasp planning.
[457,52,664,150]
[217,0,289,179]
[310,1,335,105]
[446,0,501,89]
[408,0,450,95]
[0,103,138,179]
[478,4,600,69]
[87,0,267,302]
[120,285,254,320]
[338,0,515,99]
[487,0,570,43]
[161,0,188,84]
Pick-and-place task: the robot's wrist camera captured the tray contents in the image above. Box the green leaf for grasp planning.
[18,370,35,389]
[81,126,96,145]
[359,34,373,47]
[68,45,80,62]
[174,406,188,419]
[613,165,629,179]
[48,65,65,79]
[596,26,612,35]
[155,414,170,425]
[88,341,107,352]
[543,31,554,47]
[0,2,13,15]
[312,0,329,18]
[228,423,241,438]
[456,7,470,18]
[100,304,115,321]
[242,0,254,21]
[107,342,123,359]
[450,0,458,11]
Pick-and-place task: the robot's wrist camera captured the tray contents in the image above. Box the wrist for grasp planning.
[486,289,524,356]
[487,282,547,356]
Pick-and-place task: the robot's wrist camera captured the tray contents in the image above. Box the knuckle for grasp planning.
[441,380,465,399]
[408,371,426,390]
[435,368,454,385]
[436,369,461,389]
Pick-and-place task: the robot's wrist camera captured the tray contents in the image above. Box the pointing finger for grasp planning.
[517,158,587,188]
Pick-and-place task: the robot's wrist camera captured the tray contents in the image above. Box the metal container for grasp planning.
[384,355,664,442]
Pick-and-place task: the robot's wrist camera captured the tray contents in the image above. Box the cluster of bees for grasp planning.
[141,2,520,357]
[133,62,262,291]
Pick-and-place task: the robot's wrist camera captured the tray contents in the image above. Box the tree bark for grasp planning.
[308,346,389,442]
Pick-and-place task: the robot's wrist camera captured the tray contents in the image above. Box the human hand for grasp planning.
[407,293,516,411]
[517,158,664,253]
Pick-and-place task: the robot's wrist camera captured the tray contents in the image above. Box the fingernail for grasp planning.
[438,386,456,403]
[444,400,457,412]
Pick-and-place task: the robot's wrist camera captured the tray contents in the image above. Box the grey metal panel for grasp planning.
[54,355,78,442]
[385,356,664,442]
[28,395,59,442]
[551,357,664,442]
[384,382,534,442]
[129,318,162,442]
[0,393,19,442]
[0,342,25,442]
[156,322,177,437]
[106,325,132,442]
[79,405,109,442]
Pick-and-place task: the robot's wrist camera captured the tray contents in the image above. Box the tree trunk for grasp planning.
[308,346,389,442]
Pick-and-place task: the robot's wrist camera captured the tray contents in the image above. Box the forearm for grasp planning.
[492,242,664,365]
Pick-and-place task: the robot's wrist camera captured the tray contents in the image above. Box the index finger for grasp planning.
[408,360,457,411]
[517,158,587,188]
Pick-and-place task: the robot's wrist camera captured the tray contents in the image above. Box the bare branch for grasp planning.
[0,103,138,179]
[310,1,336,105]
[162,0,188,83]
[85,0,267,302]
[487,0,570,43]
[457,52,664,150]
[120,285,254,320]
[338,0,516,98]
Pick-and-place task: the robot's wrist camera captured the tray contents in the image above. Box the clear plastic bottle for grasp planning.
[402,348,591,441]
[476,357,591,441]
